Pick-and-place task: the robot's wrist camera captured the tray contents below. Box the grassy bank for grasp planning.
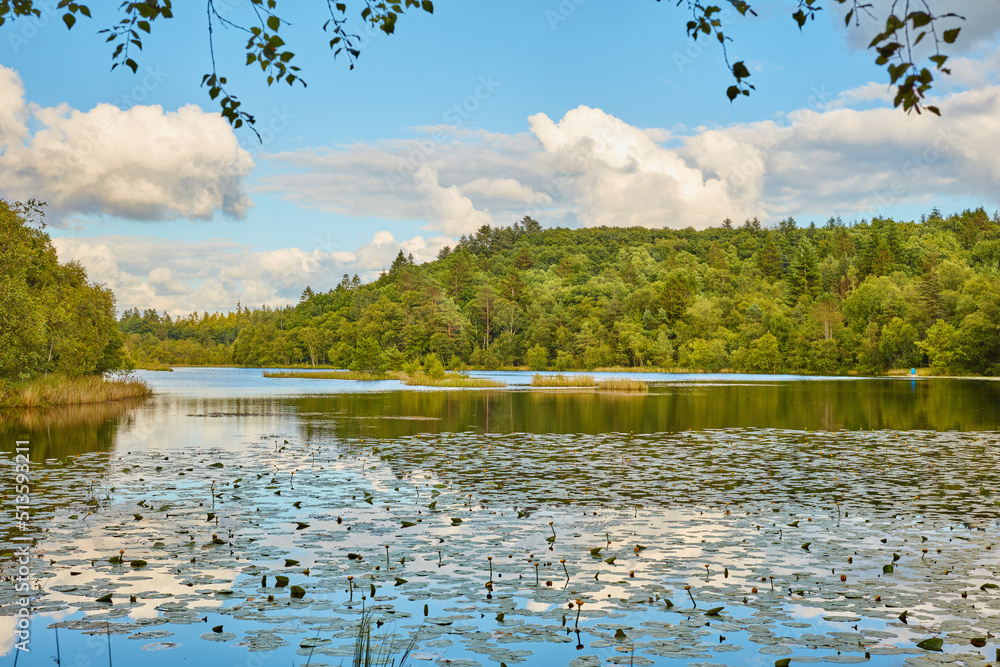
[401,372,506,388]
[0,375,153,408]
[531,374,649,392]
[531,373,595,387]
[263,369,405,381]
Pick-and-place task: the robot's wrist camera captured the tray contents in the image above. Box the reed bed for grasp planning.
[402,372,506,388]
[530,374,596,388]
[0,375,153,408]
[263,370,405,381]
[595,377,649,392]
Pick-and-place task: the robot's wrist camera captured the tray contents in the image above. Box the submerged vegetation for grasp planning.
[10,417,998,663]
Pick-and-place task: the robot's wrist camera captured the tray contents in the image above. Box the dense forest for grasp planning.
[121,208,1000,376]
[1,200,127,381]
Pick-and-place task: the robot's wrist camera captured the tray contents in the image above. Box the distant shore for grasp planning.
[141,364,998,380]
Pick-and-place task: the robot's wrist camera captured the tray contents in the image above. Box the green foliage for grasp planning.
[121,207,1000,377]
[526,344,549,371]
[0,200,127,380]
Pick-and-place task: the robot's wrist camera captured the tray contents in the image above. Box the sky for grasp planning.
[1,0,1000,316]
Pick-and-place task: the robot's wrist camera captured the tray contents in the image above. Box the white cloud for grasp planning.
[414,165,494,235]
[259,91,1000,233]
[529,105,760,228]
[0,65,253,221]
[682,85,1000,219]
[460,177,551,206]
[50,231,452,316]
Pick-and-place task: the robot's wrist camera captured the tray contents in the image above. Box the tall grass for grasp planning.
[595,377,649,392]
[530,374,648,392]
[530,374,596,388]
[351,607,416,667]
[0,375,153,408]
[402,372,506,388]
[263,370,405,381]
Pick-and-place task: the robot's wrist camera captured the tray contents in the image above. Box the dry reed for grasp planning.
[595,378,649,392]
[0,375,153,408]
[530,374,596,388]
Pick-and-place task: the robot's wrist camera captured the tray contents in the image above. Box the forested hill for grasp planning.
[121,209,1000,376]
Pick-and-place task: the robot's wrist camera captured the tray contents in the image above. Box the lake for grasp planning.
[2,368,998,667]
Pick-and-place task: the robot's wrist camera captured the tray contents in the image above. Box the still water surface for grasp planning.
[1,369,998,666]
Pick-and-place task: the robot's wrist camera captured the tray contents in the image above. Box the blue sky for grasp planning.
[1,0,999,314]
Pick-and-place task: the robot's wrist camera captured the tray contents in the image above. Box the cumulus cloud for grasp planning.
[0,65,253,221]
[259,92,1000,233]
[258,127,546,228]
[529,106,761,228]
[460,177,552,206]
[413,165,494,235]
[682,85,1000,219]
[51,232,452,316]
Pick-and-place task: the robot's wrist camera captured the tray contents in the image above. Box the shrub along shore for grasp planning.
[0,375,153,408]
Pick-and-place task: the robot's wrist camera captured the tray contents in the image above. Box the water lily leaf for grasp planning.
[274,576,289,587]
[402,521,417,528]
[130,559,147,568]
[800,543,811,550]
[96,593,113,603]
[394,577,408,586]
[295,522,309,530]
[916,637,943,651]
[883,564,894,573]
[450,518,462,525]
[704,606,724,616]
[775,659,791,667]
[290,585,305,598]
[284,559,299,567]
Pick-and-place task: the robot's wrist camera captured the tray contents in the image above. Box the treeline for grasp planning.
[1,200,127,381]
[122,209,1000,376]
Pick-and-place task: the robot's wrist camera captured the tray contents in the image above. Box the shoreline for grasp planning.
[146,364,1000,381]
